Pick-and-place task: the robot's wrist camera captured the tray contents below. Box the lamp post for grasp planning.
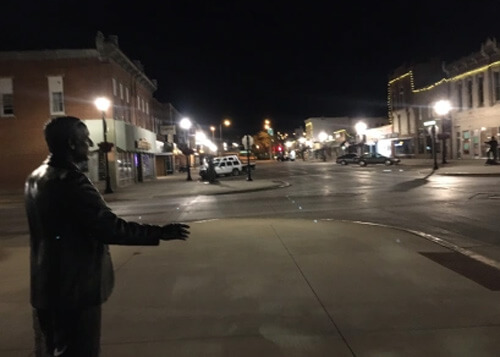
[210,126,215,140]
[219,119,231,153]
[355,121,367,156]
[94,97,113,194]
[180,117,192,181]
[433,99,452,165]
[264,119,273,159]
[431,124,439,170]
[424,120,439,170]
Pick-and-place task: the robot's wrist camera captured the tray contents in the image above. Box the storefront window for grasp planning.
[141,153,155,179]
[117,151,135,185]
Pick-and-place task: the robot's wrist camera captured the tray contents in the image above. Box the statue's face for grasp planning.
[71,124,94,162]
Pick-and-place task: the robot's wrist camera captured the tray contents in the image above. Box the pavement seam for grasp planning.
[269,224,357,357]
[320,219,500,271]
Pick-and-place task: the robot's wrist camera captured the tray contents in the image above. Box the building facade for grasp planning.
[388,39,500,160]
[0,32,158,190]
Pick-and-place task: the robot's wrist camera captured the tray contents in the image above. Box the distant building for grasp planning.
[303,116,388,159]
[0,32,159,189]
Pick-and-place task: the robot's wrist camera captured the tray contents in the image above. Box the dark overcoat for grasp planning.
[25,156,163,310]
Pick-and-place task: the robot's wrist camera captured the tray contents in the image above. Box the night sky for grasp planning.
[2,0,500,136]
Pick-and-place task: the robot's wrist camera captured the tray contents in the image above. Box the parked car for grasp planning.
[336,153,359,165]
[358,153,400,166]
[199,155,243,178]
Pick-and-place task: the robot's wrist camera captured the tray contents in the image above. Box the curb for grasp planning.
[321,218,500,271]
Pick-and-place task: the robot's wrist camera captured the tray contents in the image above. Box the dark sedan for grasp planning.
[336,153,360,165]
[358,153,400,166]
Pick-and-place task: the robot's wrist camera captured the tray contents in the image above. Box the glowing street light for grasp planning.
[210,126,216,139]
[433,99,452,166]
[434,99,452,116]
[94,97,113,194]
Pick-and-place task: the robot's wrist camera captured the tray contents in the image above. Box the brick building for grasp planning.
[0,32,158,190]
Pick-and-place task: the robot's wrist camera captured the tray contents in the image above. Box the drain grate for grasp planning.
[420,252,500,291]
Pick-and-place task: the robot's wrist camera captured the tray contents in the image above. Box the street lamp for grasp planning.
[433,99,452,165]
[94,97,113,194]
[180,117,193,181]
[210,126,215,140]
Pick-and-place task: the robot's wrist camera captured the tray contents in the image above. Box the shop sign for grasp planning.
[160,125,176,136]
[135,138,152,151]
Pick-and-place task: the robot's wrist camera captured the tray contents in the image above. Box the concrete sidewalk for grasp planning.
[398,158,500,176]
[2,219,500,356]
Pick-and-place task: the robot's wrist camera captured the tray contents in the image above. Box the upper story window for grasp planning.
[477,74,484,107]
[146,102,149,115]
[0,78,14,116]
[125,87,129,103]
[137,95,141,110]
[119,83,123,100]
[48,76,64,115]
[494,71,500,102]
[112,78,117,96]
[398,86,404,107]
[457,81,463,111]
[467,79,473,109]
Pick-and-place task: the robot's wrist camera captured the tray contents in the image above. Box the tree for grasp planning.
[253,131,272,158]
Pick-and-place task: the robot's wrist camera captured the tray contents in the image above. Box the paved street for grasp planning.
[1,158,500,356]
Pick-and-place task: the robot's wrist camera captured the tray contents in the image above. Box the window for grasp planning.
[137,95,140,110]
[0,78,14,116]
[478,74,484,107]
[112,78,117,96]
[126,87,129,103]
[494,71,500,102]
[467,79,473,108]
[398,86,404,107]
[119,83,123,100]
[48,76,64,115]
[146,102,149,114]
[457,82,463,111]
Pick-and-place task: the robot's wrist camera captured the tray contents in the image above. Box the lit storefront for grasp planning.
[85,118,157,188]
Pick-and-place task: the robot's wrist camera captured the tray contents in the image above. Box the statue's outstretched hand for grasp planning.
[161,223,190,241]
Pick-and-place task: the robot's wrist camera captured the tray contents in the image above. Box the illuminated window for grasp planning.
[0,78,14,116]
[48,76,64,115]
